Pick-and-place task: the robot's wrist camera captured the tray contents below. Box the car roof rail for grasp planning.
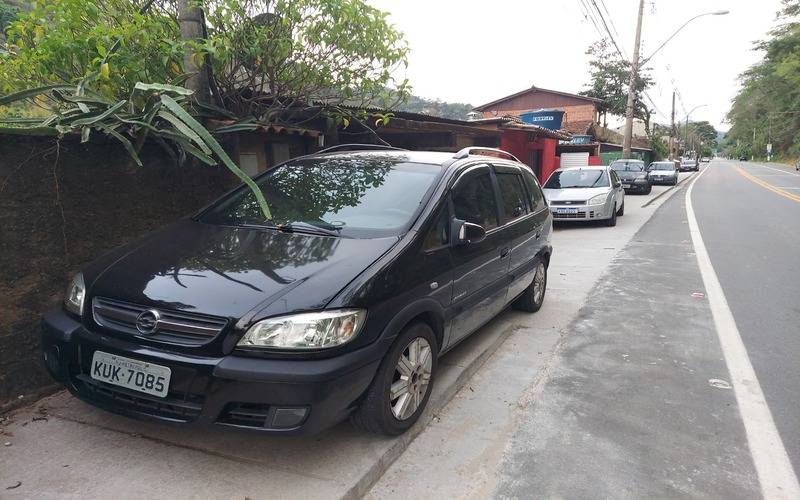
[452,147,521,163]
[316,143,408,154]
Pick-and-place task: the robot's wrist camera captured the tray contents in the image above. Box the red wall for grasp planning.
[499,131,559,183]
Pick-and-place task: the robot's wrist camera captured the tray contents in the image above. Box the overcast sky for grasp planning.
[368,0,784,131]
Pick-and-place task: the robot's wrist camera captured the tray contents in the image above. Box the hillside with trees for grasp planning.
[726,0,800,160]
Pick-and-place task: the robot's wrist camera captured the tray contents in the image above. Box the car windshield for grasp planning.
[681,158,694,164]
[650,163,675,171]
[199,155,442,238]
[544,169,609,189]
[611,161,644,172]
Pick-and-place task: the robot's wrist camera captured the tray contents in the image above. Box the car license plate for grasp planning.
[556,207,578,214]
[622,183,631,188]
[90,351,171,398]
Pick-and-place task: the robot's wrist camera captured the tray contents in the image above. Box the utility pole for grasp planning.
[177,0,209,104]
[669,90,675,160]
[621,0,645,159]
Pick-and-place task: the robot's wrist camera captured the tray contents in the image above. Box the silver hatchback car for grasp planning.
[542,166,625,226]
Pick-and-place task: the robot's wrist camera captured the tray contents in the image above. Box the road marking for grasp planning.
[734,166,800,203]
[686,166,800,500]
[751,163,800,177]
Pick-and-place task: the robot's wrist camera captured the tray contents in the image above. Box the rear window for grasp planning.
[199,156,442,238]
[650,163,675,171]
[610,161,644,172]
[544,169,609,189]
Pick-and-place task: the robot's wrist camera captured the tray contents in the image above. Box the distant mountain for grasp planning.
[398,94,474,121]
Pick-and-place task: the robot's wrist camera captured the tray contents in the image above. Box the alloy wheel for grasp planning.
[390,337,433,420]
[533,263,546,304]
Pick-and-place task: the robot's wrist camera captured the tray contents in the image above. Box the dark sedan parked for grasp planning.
[42,145,553,436]
[610,159,652,194]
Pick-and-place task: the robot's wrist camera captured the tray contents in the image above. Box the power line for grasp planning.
[576,0,606,41]
[587,0,627,60]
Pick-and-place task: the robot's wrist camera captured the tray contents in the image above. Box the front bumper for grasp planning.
[41,308,385,434]
[621,179,650,192]
[649,174,678,184]
[550,204,611,221]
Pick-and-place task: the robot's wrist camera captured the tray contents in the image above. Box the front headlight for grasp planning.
[64,272,85,316]
[588,193,609,205]
[237,309,366,349]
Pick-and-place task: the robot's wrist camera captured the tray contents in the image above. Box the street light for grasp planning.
[640,11,730,66]
[621,8,730,158]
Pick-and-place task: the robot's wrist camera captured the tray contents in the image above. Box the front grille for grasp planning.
[552,210,597,219]
[73,373,204,422]
[549,200,587,206]
[92,297,228,346]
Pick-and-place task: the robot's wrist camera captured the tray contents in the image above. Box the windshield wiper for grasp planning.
[275,221,342,237]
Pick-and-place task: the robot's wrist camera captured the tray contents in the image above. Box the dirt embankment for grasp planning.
[0,134,236,409]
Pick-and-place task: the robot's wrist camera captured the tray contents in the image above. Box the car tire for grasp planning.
[644,185,652,195]
[605,204,618,226]
[351,322,438,436]
[616,200,625,216]
[512,259,548,313]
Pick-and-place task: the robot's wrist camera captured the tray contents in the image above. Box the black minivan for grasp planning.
[42,145,553,435]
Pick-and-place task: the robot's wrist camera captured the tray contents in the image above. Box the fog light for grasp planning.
[271,407,309,429]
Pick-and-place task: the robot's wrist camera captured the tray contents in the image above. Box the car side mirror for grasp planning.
[451,218,486,246]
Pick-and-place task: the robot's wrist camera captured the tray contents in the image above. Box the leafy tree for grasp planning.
[0,0,410,126]
[0,0,182,97]
[727,0,800,159]
[580,40,654,132]
[198,0,409,123]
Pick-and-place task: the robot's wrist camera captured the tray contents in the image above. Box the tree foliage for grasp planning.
[727,0,800,159]
[580,40,654,132]
[0,0,409,125]
[0,0,182,97]
[200,0,409,122]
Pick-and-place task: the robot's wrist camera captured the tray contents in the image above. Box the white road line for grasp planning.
[686,166,800,500]
[751,163,800,177]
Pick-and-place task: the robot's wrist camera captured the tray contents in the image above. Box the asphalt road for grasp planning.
[692,160,800,475]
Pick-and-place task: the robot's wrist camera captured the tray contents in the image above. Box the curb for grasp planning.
[641,169,698,208]
[340,319,519,500]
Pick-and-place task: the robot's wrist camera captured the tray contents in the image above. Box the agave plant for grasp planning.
[0,82,272,219]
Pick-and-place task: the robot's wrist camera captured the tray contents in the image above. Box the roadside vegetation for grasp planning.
[726,0,800,160]
[0,0,410,217]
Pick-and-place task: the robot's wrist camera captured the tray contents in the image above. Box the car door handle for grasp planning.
[500,247,510,258]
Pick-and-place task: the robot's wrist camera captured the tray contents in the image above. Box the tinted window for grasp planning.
[452,172,498,230]
[200,157,441,238]
[544,169,609,189]
[650,162,675,171]
[611,161,644,172]
[520,167,546,211]
[422,206,449,250]
[497,173,529,221]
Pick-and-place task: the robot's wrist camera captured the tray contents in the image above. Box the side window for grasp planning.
[610,170,621,186]
[452,172,499,230]
[520,168,546,211]
[496,172,529,221]
[422,205,449,251]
